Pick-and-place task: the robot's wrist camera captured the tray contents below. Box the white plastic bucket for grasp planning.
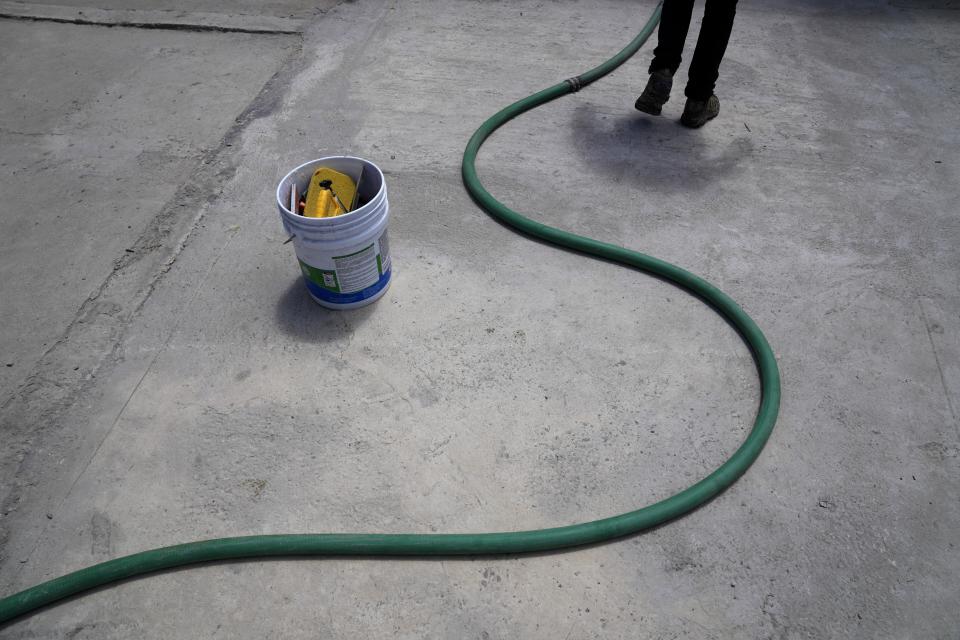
[276,156,392,309]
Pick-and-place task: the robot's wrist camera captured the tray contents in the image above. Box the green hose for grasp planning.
[0,2,780,625]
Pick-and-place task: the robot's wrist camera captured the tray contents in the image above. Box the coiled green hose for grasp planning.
[0,2,780,626]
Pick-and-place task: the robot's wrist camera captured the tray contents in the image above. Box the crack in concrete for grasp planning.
[0,34,306,573]
[918,298,958,431]
[0,12,301,34]
[10,229,244,579]
[0,0,346,34]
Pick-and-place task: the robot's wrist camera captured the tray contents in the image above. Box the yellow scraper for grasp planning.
[303,167,357,218]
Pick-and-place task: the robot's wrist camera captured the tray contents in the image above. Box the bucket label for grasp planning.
[333,244,379,292]
[298,232,391,304]
[377,233,390,276]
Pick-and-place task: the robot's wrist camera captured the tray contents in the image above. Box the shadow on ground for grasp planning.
[273,278,378,342]
[569,103,754,193]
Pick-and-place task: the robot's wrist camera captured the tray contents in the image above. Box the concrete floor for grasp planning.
[1,0,958,638]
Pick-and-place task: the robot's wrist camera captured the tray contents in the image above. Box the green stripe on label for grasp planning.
[299,260,340,292]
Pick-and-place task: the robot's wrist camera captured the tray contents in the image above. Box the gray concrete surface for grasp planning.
[1,0,958,638]
[0,18,299,399]
[0,0,341,32]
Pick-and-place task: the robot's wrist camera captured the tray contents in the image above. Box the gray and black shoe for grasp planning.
[680,95,720,128]
[634,69,674,115]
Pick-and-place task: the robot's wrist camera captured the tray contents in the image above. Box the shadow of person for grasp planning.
[569,102,753,193]
[273,278,379,343]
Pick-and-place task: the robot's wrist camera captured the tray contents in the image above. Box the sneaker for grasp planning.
[634,69,674,116]
[680,95,720,128]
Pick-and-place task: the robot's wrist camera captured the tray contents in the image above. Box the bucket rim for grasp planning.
[276,155,385,224]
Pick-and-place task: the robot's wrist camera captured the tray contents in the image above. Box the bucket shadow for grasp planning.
[569,103,753,193]
[273,278,378,343]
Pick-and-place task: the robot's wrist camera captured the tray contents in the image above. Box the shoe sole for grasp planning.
[681,96,720,128]
[635,100,663,116]
[680,109,718,128]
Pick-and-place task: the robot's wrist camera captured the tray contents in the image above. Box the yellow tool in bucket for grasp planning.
[303,167,357,218]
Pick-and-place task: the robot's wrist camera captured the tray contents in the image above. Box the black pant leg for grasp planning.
[685,0,738,100]
[649,0,696,74]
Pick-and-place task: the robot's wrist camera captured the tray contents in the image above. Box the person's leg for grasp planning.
[684,0,738,100]
[649,0,697,74]
[637,0,695,115]
[679,0,737,127]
